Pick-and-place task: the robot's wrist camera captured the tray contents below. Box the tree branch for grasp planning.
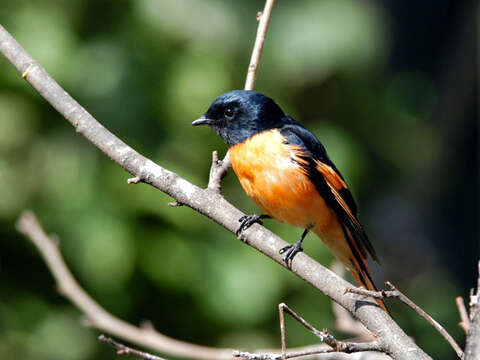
[244,0,275,91]
[330,262,372,340]
[1,23,430,360]
[16,211,233,360]
[456,296,470,333]
[207,151,230,193]
[99,335,167,360]
[346,282,463,358]
[233,345,384,360]
[277,303,384,359]
[17,211,390,360]
[464,260,480,359]
[216,0,277,183]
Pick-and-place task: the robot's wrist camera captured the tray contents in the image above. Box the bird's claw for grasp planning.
[236,214,265,236]
[279,240,303,264]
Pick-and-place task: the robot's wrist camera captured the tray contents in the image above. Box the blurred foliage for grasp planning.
[0,1,476,360]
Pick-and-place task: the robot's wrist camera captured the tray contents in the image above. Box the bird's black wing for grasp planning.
[282,117,358,215]
[279,121,379,263]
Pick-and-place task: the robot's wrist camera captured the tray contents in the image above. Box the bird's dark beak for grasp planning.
[191,116,214,126]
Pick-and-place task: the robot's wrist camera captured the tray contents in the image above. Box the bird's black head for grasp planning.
[192,90,286,147]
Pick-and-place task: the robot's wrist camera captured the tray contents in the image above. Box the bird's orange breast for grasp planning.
[229,129,338,233]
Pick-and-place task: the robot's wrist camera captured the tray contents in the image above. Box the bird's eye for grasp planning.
[224,107,234,119]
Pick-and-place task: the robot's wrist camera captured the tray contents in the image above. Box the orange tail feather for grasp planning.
[350,262,389,313]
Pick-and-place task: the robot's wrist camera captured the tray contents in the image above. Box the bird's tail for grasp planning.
[313,225,389,313]
[349,258,389,313]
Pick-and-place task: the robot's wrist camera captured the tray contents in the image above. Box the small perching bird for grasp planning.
[193,90,387,311]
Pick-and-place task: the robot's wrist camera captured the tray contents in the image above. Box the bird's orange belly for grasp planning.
[229,129,337,233]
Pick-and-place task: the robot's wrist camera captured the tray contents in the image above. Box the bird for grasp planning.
[192,90,387,311]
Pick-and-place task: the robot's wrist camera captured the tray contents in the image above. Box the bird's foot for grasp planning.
[236,214,270,236]
[279,239,304,264]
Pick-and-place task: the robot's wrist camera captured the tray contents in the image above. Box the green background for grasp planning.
[0,1,476,359]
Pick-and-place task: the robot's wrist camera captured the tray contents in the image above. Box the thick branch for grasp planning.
[464,260,480,359]
[1,24,430,359]
[330,262,372,339]
[347,282,463,359]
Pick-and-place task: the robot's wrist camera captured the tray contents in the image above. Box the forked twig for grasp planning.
[234,303,385,360]
[278,303,382,357]
[346,282,463,359]
[207,151,231,193]
[279,303,332,352]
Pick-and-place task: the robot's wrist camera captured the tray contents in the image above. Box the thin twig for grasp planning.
[456,296,470,333]
[215,0,277,187]
[233,348,341,360]
[278,303,382,354]
[99,335,167,360]
[234,349,390,360]
[279,303,331,345]
[1,23,431,360]
[346,282,463,359]
[235,303,385,360]
[279,303,287,359]
[244,0,275,90]
[207,151,231,193]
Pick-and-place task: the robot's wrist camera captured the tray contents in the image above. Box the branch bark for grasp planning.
[347,282,463,358]
[207,151,230,193]
[330,262,372,340]
[277,302,383,359]
[1,24,431,360]
[464,260,480,359]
